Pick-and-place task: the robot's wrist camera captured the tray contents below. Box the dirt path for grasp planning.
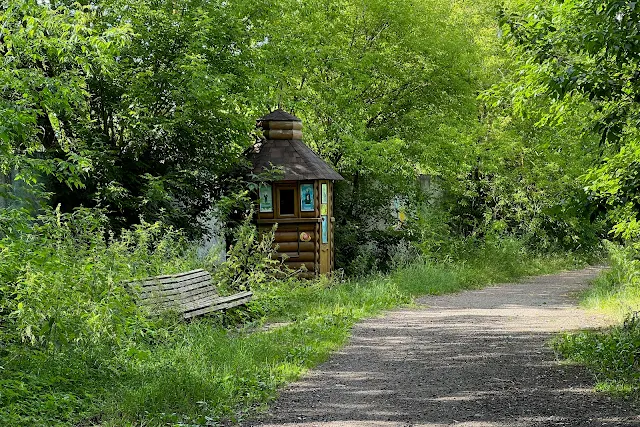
[242,267,640,427]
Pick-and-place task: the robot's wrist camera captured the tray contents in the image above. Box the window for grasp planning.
[278,188,295,216]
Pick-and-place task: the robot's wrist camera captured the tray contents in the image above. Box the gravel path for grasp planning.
[246,267,640,427]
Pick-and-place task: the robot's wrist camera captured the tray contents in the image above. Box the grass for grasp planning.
[553,314,640,397]
[553,244,640,398]
[581,267,640,321]
[1,244,586,426]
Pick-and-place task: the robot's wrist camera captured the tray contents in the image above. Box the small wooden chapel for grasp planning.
[249,109,344,276]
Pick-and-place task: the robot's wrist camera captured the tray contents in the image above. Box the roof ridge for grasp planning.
[259,109,302,122]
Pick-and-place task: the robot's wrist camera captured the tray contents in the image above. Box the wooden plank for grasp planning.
[183,292,253,319]
[275,252,315,262]
[137,276,211,294]
[131,267,253,318]
[284,261,315,271]
[138,278,217,299]
[276,242,315,252]
[137,276,211,295]
[137,270,210,289]
[257,218,321,224]
[179,291,252,313]
[141,287,219,307]
[274,231,301,242]
[183,296,249,319]
[138,280,210,298]
[138,269,208,282]
[145,293,220,313]
[277,224,316,232]
[175,295,220,312]
[142,286,249,310]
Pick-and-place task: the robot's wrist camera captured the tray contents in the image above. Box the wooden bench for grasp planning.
[129,269,253,319]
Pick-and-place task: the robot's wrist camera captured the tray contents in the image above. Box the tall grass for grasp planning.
[554,242,640,396]
[581,243,640,319]
[0,211,586,426]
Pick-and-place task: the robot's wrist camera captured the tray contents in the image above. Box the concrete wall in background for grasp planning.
[196,209,226,262]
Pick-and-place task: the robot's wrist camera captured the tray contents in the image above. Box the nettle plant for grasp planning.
[0,206,198,352]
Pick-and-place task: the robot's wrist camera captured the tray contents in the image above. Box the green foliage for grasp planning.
[252,0,496,271]
[1,0,256,234]
[554,313,640,395]
[3,0,601,263]
[0,0,129,194]
[495,0,640,249]
[209,218,292,295]
[1,229,583,425]
[0,206,198,351]
[0,0,615,423]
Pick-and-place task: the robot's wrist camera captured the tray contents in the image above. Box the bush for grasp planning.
[208,218,294,295]
[0,206,199,352]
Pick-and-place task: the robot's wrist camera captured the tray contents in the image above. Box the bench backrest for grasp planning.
[132,269,219,316]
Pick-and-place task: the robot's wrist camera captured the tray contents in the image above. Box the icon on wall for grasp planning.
[300,183,314,212]
[300,231,312,242]
[259,183,273,212]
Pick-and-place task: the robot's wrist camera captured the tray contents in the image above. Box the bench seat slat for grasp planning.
[139,273,210,290]
[183,292,253,319]
[138,268,210,284]
[141,289,220,309]
[138,271,211,291]
[137,269,210,282]
[177,291,253,312]
[148,292,252,317]
[140,289,219,309]
[138,280,218,301]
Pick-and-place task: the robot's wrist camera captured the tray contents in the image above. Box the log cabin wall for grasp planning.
[257,181,321,275]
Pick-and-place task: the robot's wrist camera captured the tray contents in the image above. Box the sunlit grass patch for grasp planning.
[553,315,640,397]
[581,269,640,321]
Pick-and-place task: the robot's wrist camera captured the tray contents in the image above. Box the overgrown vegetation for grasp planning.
[554,313,640,397]
[553,245,640,395]
[0,206,584,425]
[4,0,640,423]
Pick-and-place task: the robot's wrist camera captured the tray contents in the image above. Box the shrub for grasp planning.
[0,206,199,353]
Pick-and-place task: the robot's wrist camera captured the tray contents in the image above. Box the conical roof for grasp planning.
[251,109,343,181]
[250,139,344,181]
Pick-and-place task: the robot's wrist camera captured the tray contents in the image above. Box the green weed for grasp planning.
[0,210,586,425]
[553,313,640,396]
[554,243,640,396]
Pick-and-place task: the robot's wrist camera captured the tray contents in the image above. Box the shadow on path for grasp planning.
[246,268,640,427]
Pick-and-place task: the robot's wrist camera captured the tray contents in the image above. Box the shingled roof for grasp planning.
[250,139,344,181]
[250,109,344,181]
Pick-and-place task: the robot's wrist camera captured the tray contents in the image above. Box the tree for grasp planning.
[2,0,261,235]
[245,0,494,270]
[0,0,129,204]
[497,0,640,248]
[47,0,258,235]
